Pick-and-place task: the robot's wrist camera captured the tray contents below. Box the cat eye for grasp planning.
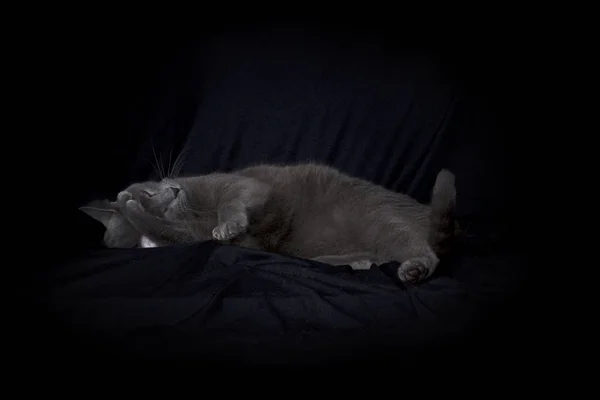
[142,190,156,197]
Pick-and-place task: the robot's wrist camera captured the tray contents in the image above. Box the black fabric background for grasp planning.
[25,21,534,367]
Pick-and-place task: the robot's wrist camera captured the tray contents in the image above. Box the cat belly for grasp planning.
[280,219,359,259]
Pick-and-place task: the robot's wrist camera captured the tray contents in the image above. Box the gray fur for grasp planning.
[79,199,141,248]
[80,163,457,284]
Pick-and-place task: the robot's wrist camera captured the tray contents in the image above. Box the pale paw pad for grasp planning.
[397,257,432,284]
[212,221,246,241]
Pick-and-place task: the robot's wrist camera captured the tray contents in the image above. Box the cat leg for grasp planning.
[365,217,441,284]
[212,178,271,241]
[310,253,378,270]
[122,199,194,245]
[212,200,249,241]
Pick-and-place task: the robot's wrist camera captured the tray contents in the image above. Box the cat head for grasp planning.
[79,199,140,248]
[80,178,192,247]
[120,178,187,219]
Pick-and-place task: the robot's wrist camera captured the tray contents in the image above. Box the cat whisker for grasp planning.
[159,152,167,180]
[167,148,173,178]
[169,142,190,178]
[151,140,163,180]
[143,156,162,179]
[175,143,190,177]
[172,156,183,178]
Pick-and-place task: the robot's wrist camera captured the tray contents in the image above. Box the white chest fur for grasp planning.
[139,235,159,248]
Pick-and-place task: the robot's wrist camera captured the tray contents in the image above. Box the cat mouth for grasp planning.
[170,187,181,197]
[162,190,182,214]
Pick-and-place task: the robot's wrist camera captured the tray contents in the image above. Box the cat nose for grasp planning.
[170,187,181,197]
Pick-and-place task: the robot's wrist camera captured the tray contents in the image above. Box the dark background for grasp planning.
[44,20,534,213]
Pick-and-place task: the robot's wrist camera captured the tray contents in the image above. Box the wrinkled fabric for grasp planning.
[33,239,526,363]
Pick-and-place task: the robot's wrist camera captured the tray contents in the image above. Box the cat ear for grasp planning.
[79,199,116,229]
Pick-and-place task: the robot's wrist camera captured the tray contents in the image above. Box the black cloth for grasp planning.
[29,26,531,365]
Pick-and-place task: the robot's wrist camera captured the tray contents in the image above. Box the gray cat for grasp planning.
[80,163,457,284]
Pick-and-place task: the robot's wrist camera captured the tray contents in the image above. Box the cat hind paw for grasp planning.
[397,257,434,284]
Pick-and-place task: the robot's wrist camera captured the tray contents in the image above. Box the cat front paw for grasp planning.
[125,199,145,214]
[117,191,132,203]
[110,191,133,209]
[212,220,247,241]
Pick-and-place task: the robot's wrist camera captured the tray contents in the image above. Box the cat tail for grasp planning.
[427,169,457,255]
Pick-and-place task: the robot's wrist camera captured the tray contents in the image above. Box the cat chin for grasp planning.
[163,200,182,220]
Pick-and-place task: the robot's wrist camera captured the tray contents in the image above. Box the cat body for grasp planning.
[81,163,457,283]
